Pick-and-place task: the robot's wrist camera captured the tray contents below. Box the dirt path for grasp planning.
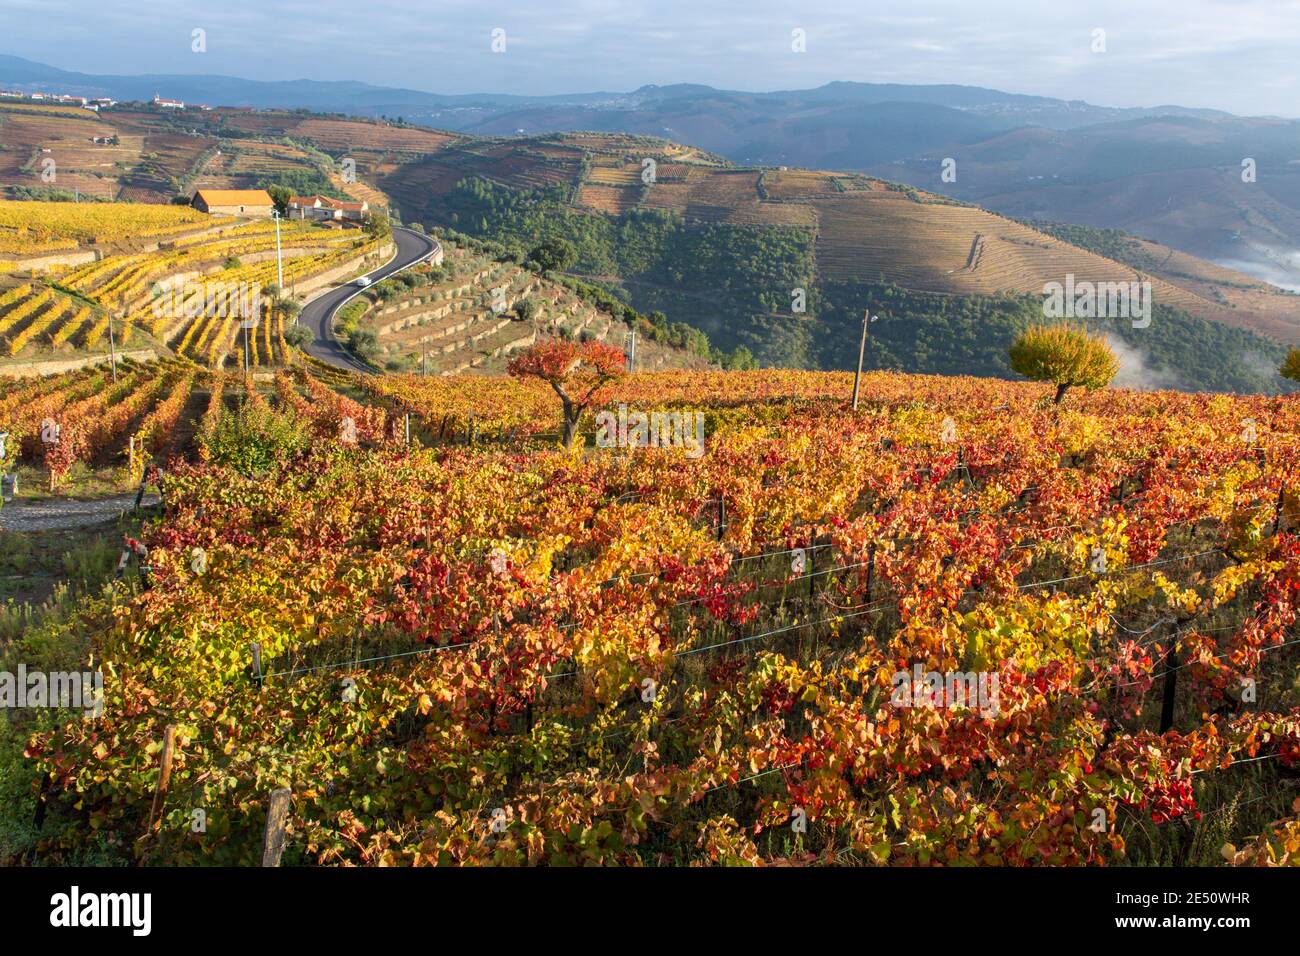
[0,492,159,532]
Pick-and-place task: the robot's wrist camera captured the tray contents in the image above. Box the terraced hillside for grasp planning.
[7,106,1294,341]
[7,107,1300,382]
[337,238,710,375]
[0,101,452,208]
[0,196,221,262]
[383,133,1300,346]
[0,200,388,370]
[0,103,131,201]
[814,197,1213,313]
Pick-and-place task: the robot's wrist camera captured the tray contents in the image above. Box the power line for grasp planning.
[263,639,475,681]
[1114,634,1300,690]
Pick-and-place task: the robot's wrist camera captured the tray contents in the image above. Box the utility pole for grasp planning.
[107,312,118,383]
[626,328,637,372]
[422,338,428,376]
[851,311,876,412]
[272,209,284,291]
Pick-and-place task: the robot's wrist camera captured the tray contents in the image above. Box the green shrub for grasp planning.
[347,328,380,361]
[284,324,312,348]
[203,400,312,476]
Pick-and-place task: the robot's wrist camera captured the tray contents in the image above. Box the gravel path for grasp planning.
[0,493,159,532]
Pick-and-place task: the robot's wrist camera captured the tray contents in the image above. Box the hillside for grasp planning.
[0,199,390,370]
[869,115,1300,291]
[0,200,708,381]
[377,132,1300,388]
[330,234,712,375]
[4,104,1300,389]
[383,131,1300,333]
[0,99,443,207]
[5,58,1299,291]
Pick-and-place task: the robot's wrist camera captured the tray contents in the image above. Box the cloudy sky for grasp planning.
[3,0,1299,115]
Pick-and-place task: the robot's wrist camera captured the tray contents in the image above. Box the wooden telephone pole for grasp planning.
[107,312,119,383]
[851,311,875,411]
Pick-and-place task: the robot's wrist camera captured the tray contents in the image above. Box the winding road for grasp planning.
[0,230,440,533]
[300,226,441,373]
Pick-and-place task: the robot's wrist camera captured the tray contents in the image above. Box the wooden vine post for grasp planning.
[808,544,817,602]
[1159,639,1179,734]
[851,311,870,412]
[145,723,178,833]
[261,787,292,867]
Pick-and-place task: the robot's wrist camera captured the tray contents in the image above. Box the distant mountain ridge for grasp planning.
[0,54,1239,123]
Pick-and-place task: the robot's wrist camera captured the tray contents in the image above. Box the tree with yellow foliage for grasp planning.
[1009,323,1119,404]
[1279,347,1300,384]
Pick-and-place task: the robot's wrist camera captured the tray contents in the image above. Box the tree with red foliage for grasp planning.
[507,339,626,448]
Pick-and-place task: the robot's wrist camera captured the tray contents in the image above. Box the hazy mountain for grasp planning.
[0,54,621,111]
[0,54,1232,126]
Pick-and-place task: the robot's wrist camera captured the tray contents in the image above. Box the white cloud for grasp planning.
[1,0,1299,113]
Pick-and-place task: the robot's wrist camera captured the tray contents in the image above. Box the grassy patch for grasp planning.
[0,512,149,864]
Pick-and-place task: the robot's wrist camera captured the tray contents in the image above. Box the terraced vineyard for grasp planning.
[190,142,321,192]
[128,231,380,367]
[762,168,848,201]
[9,104,1300,349]
[0,198,219,261]
[288,118,458,154]
[381,130,1300,349]
[0,201,385,368]
[345,240,709,375]
[576,183,638,215]
[586,161,641,186]
[0,359,393,491]
[0,103,128,202]
[0,103,426,208]
[814,196,1216,315]
[0,281,108,352]
[117,130,216,196]
[58,219,338,306]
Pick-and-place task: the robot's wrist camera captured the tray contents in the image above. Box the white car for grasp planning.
[355,276,372,288]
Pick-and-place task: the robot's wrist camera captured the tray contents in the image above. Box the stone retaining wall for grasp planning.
[0,348,157,378]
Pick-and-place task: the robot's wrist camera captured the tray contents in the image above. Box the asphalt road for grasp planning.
[300,226,441,374]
